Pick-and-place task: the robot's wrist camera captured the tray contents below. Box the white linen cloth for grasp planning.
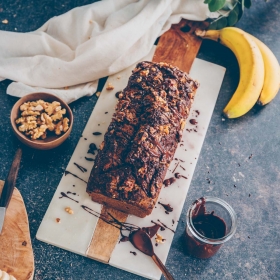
[0,0,218,103]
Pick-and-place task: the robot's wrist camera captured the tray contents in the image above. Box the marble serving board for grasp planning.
[37,46,225,279]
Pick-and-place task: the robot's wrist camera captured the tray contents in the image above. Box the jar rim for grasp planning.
[186,196,237,245]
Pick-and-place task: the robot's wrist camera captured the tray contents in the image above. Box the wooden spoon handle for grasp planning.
[151,254,175,280]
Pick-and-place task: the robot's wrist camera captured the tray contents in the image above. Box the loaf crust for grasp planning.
[87,61,198,217]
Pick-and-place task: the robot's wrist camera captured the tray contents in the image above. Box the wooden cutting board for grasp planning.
[0,180,34,280]
[37,19,225,280]
[86,19,208,262]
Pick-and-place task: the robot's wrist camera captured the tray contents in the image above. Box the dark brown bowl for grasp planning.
[10,92,73,150]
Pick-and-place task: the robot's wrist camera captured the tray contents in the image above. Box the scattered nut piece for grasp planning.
[65,207,74,214]
[2,19,8,24]
[96,91,101,97]
[155,233,165,244]
[56,218,61,223]
[106,83,114,90]
[117,75,121,79]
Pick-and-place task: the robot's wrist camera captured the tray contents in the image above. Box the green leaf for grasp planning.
[227,5,239,26]
[204,0,212,3]
[208,0,227,12]
[244,0,251,8]
[216,17,228,29]
[208,20,218,30]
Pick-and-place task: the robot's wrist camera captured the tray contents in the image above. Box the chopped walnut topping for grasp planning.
[2,19,8,24]
[96,91,101,97]
[106,83,114,90]
[180,119,186,130]
[56,218,61,223]
[140,69,149,77]
[99,141,105,150]
[16,99,70,140]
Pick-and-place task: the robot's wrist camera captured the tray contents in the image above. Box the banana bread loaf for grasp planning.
[87,61,198,217]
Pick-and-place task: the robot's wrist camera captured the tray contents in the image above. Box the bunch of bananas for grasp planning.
[196,27,280,118]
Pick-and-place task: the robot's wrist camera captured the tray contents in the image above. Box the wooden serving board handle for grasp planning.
[0,180,34,280]
[86,19,206,263]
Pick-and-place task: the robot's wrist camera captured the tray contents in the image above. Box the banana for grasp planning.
[196,27,265,118]
[246,33,280,106]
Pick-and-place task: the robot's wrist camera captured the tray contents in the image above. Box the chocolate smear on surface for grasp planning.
[157,219,175,233]
[158,202,173,212]
[163,177,176,187]
[74,162,87,173]
[195,110,200,115]
[174,172,187,179]
[88,143,97,155]
[59,192,79,203]
[189,119,197,125]
[93,132,102,135]
[67,191,77,196]
[64,171,87,184]
[120,236,130,242]
[142,223,162,238]
[180,165,186,171]
[130,251,137,256]
[85,157,95,161]
[172,162,180,173]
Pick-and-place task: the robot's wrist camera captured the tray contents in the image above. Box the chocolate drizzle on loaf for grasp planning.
[87,61,198,217]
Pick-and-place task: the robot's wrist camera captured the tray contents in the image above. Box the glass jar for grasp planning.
[185,197,237,259]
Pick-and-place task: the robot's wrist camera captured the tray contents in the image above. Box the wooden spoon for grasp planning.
[129,229,175,280]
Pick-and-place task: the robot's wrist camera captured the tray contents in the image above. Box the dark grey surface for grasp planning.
[0,0,279,279]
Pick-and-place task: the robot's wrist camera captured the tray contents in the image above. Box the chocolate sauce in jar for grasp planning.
[185,197,236,259]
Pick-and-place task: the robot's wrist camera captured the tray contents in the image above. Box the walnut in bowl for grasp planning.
[11,92,73,150]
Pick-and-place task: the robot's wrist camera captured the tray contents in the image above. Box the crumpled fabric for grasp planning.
[0,0,218,103]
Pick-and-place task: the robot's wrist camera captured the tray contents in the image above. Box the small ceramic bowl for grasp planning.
[10,92,73,150]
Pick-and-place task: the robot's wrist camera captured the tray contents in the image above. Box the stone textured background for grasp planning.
[0,0,279,279]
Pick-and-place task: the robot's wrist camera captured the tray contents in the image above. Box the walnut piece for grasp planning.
[155,233,165,244]
[16,99,70,140]
[106,83,114,90]
[65,207,74,214]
